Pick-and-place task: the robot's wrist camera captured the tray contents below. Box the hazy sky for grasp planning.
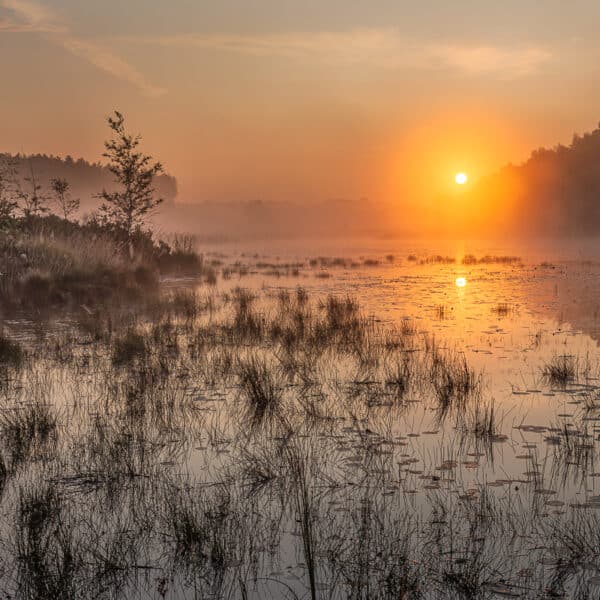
[2,0,600,205]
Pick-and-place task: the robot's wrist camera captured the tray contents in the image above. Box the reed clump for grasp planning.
[238,355,284,430]
[543,355,576,385]
[431,350,480,416]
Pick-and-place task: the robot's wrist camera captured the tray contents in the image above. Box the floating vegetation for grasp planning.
[462,254,521,265]
[492,302,514,317]
[420,255,455,265]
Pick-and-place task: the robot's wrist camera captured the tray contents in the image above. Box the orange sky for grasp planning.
[1,0,599,206]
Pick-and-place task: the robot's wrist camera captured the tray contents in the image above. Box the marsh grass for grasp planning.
[111,330,148,366]
[161,478,255,599]
[0,334,24,366]
[461,399,499,440]
[583,388,600,410]
[431,350,480,419]
[462,254,521,266]
[0,284,598,598]
[285,443,319,600]
[491,302,513,317]
[543,355,577,386]
[435,304,448,320]
[1,229,156,308]
[238,355,285,431]
[550,421,595,476]
[0,400,57,468]
[384,355,412,402]
[227,288,264,342]
[1,220,209,310]
[16,483,81,600]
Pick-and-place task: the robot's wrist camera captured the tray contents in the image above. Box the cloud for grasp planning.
[139,29,551,78]
[1,0,63,31]
[0,0,63,33]
[0,15,30,31]
[1,2,550,88]
[429,44,551,76]
[61,36,166,97]
[153,30,397,60]
[0,0,165,96]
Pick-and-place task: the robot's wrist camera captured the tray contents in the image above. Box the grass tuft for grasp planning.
[238,356,283,430]
[543,355,576,386]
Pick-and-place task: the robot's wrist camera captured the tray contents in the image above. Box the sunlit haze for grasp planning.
[2,0,600,217]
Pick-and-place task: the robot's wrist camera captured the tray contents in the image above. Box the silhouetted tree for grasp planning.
[97,111,164,242]
[0,153,177,212]
[18,161,49,218]
[466,122,600,235]
[0,155,18,229]
[51,177,80,220]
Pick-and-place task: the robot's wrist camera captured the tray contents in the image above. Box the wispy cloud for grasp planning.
[1,0,63,31]
[429,44,551,76]
[0,2,550,89]
[0,0,165,96]
[0,15,31,31]
[60,37,166,97]
[138,29,551,78]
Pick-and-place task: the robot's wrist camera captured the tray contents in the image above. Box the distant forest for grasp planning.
[3,153,178,214]
[5,123,600,239]
[467,123,600,236]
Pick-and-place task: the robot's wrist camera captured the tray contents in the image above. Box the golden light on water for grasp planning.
[455,277,467,287]
[455,172,468,185]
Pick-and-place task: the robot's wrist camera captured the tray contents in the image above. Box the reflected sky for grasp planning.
[180,238,600,501]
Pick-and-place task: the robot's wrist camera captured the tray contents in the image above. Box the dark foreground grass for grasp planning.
[0,335,23,366]
[0,288,598,598]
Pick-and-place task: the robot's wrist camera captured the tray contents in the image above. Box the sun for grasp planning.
[455,172,468,185]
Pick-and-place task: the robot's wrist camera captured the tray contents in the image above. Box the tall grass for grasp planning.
[16,483,80,600]
[238,355,284,431]
[0,400,57,468]
[0,334,24,367]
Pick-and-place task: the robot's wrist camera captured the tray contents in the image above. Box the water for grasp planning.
[191,239,600,500]
[5,237,600,598]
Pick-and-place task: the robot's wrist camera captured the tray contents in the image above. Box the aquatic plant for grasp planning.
[543,355,576,385]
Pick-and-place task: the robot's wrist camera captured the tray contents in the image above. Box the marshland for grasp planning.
[3,2,600,594]
[4,129,600,598]
[3,226,600,598]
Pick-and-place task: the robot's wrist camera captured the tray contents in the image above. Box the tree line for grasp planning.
[466,122,600,236]
[0,112,169,242]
